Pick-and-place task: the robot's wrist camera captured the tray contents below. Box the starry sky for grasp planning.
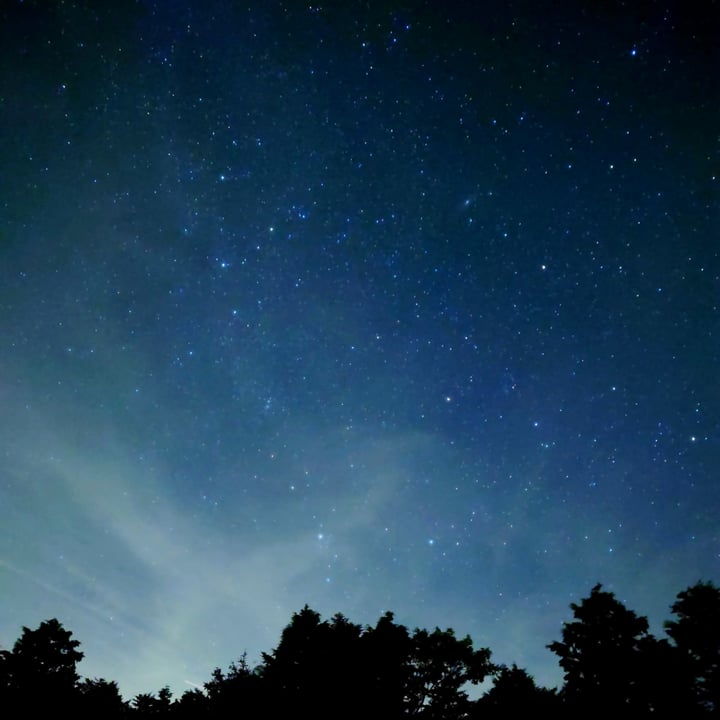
[1,0,718,701]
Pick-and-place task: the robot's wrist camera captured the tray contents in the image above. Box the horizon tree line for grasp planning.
[1,580,718,717]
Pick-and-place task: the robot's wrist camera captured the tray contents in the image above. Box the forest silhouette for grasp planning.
[1,580,718,717]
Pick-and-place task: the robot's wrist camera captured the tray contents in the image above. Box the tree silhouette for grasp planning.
[77,677,127,718]
[361,611,414,717]
[173,687,210,719]
[203,652,264,719]
[258,605,494,719]
[259,606,366,719]
[665,580,720,714]
[548,584,655,713]
[473,664,559,717]
[131,686,172,715]
[1,618,84,711]
[404,625,495,719]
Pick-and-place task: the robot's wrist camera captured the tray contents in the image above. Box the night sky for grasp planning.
[1,0,718,701]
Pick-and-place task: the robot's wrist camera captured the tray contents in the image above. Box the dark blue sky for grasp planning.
[1,0,717,700]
